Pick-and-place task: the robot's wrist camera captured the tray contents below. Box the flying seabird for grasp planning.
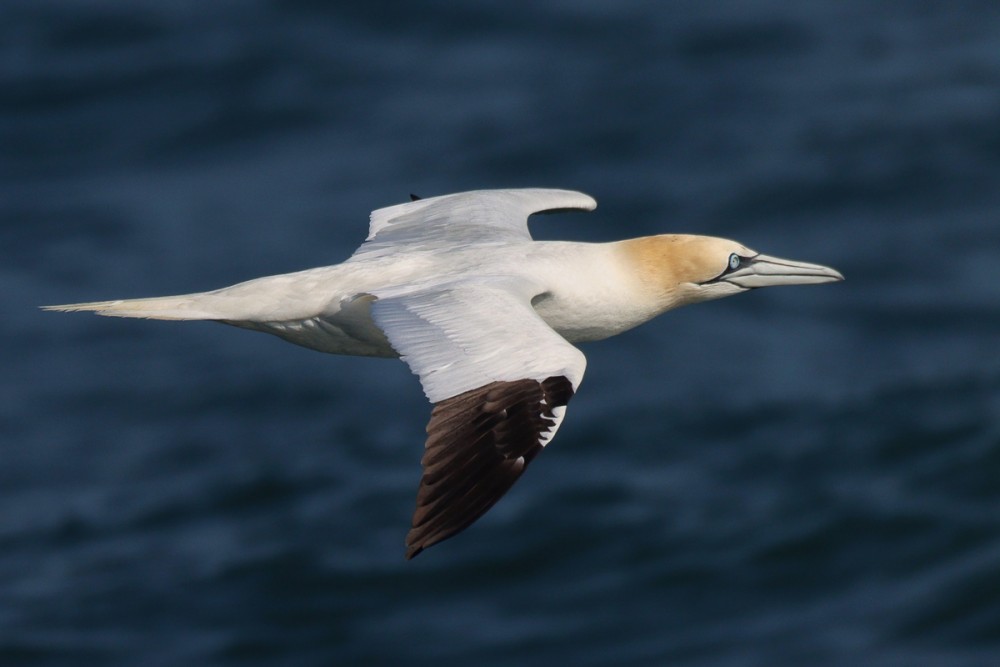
[44,188,843,559]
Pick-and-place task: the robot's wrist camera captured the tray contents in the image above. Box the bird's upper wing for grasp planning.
[353,188,596,259]
[370,278,587,559]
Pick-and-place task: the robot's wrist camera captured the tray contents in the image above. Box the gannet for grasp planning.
[44,188,843,559]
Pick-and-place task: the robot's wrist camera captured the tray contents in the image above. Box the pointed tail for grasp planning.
[41,294,221,320]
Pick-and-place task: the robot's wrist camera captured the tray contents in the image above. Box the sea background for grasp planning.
[3,2,1000,665]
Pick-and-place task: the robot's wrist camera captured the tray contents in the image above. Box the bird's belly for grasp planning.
[228,293,398,358]
[231,317,397,357]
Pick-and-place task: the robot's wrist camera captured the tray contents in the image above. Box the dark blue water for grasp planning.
[4,1,1000,665]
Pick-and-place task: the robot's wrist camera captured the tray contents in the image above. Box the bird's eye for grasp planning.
[728,253,741,271]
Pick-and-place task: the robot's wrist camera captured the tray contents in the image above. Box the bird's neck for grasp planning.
[614,235,706,314]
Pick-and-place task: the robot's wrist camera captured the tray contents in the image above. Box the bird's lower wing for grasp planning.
[370,279,586,558]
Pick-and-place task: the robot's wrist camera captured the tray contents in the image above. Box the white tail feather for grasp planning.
[41,295,220,320]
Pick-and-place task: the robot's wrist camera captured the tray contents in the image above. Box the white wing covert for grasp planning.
[354,188,596,259]
[371,279,587,558]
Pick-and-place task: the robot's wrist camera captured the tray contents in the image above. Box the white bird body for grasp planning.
[45,188,843,558]
[70,233,651,351]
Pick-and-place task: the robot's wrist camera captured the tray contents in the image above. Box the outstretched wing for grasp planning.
[353,188,596,259]
[371,279,587,559]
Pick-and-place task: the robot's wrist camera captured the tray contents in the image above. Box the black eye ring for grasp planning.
[728,253,741,271]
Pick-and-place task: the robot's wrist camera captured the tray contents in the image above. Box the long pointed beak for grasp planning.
[725,254,844,289]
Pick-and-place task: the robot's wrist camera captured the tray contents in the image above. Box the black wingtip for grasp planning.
[409,193,422,201]
[400,376,576,561]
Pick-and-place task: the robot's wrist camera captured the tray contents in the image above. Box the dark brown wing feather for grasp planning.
[404,376,574,559]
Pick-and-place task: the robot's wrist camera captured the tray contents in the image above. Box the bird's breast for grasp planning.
[526,243,660,343]
[533,292,655,342]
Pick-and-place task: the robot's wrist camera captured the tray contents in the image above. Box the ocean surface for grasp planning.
[4,2,1000,665]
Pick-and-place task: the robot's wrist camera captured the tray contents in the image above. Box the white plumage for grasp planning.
[44,188,842,558]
